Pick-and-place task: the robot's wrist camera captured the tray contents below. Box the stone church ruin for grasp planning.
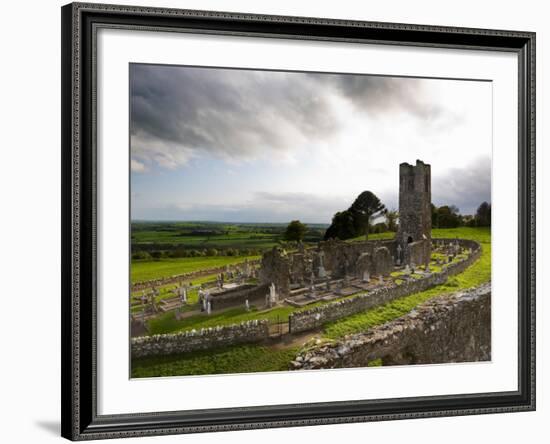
[167,159,438,315]
[256,159,433,306]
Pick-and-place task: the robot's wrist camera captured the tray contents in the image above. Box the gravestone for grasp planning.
[373,247,393,276]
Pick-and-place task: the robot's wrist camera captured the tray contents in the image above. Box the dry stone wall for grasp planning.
[290,283,491,370]
[131,320,269,358]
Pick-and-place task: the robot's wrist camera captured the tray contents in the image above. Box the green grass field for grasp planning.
[131,226,491,377]
[131,344,299,378]
[131,255,259,284]
[133,229,279,249]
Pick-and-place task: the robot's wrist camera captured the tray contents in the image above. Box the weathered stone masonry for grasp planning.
[397,160,432,267]
[288,238,482,333]
[290,283,491,370]
[131,320,269,358]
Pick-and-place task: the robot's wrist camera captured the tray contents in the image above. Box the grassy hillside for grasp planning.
[131,255,259,283]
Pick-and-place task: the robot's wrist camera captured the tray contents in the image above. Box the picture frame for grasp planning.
[61,2,536,440]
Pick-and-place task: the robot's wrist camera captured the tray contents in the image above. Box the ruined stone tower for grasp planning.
[397,160,431,266]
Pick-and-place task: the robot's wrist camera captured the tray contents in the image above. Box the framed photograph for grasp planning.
[61,2,536,440]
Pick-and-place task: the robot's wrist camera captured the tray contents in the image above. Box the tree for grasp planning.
[436,205,461,228]
[431,203,439,228]
[284,220,308,242]
[324,191,386,241]
[386,210,399,232]
[349,191,386,240]
[475,202,491,227]
[324,210,356,240]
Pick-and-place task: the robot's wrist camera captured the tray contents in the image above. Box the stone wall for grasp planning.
[260,239,400,297]
[259,247,291,296]
[408,239,430,267]
[290,283,491,370]
[131,320,269,358]
[288,239,481,333]
[319,239,397,279]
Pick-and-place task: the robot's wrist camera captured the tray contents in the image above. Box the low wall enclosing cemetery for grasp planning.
[288,238,481,333]
[290,283,491,369]
[131,320,269,358]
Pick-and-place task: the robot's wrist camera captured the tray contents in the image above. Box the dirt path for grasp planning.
[267,330,322,350]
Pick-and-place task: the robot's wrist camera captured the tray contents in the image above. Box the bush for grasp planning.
[371,222,388,234]
[205,248,218,257]
[150,251,165,260]
[225,248,239,257]
[132,251,152,261]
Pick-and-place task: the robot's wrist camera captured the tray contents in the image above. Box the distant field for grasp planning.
[131,255,259,283]
[131,220,327,251]
[133,230,279,249]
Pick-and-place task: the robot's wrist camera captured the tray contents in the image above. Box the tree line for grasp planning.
[278,193,491,244]
[431,201,491,229]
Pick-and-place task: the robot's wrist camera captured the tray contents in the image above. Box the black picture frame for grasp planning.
[61,2,536,440]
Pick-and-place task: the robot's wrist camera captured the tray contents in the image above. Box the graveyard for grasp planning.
[130,161,492,377]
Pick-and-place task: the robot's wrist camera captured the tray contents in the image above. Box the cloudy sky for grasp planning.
[130,63,492,223]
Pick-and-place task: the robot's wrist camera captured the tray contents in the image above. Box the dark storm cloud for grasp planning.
[321,75,444,121]
[432,156,492,215]
[130,64,443,170]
